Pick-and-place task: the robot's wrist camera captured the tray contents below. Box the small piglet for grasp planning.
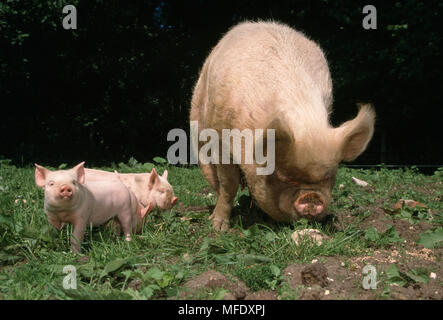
[34,162,150,253]
[85,167,178,211]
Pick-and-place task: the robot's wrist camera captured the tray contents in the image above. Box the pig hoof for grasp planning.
[209,214,229,231]
[125,235,132,242]
[212,218,229,231]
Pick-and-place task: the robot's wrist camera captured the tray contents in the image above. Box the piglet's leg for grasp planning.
[117,211,133,242]
[106,217,122,236]
[71,220,87,253]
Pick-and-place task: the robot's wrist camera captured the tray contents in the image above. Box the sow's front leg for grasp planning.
[209,164,240,231]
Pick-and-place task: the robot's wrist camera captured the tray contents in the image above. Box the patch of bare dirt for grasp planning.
[389,283,441,300]
[393,219,433,244]
[283,253,442,300]
[178,270,280,300]
[176,246,441,300]
[244,290,278,300]
[331,196,435,251]
[284,258,375,299]
[179,270,249,300]
[359,209,395,234]
[300,262,329,287]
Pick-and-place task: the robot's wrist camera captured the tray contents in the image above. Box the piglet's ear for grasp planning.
[113,170,123,183]
[72,162,86,184]
[162,170,168,180]
[35,164,49,188]
[141,203,153,218]
[148,168,158,188]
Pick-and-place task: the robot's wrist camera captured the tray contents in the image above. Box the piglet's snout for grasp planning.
[59,185,73,199]
[294,192,325,218]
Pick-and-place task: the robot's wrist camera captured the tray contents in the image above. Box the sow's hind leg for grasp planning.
[200,163,220,196]
[190,82,220,196]
[193,126,220,195]
[209,164,240,231]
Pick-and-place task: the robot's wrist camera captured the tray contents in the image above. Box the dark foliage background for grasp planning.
[0,0,442,167]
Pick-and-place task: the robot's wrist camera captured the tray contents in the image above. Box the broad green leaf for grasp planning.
[142,286,154,299]
[153,156,167,164]
[385,264,400,278]
[383,225,403,244]
[365,227,379,241]
[175,271,184,280]
[142,284,161,298]
[385,264,406,286]
[157,273,174,288]
[270,265,281,277]
[0,214,14,229]
[265,232,276,242]
[166,287,178,298]
[142,162,154,171]
[146,266,164,281]
[418,228,443,248]
[404,269,429,284]
[213,288,228,300]
[128,157,138,167]
[78,263,96,279]
[124,288,143,300]
[102,258,126,276]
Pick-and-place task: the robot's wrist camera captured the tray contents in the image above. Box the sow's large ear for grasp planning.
[265,114,295,148]
[267,114,295,144]
[265,114,295,164]
[35,164,49,188]
[72,162,86,184]
[336,104,375,162]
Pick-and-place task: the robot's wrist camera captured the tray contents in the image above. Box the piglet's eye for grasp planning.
[48,181,54,187]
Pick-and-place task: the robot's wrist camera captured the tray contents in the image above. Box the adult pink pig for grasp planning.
[190,21,375,231]
[84,168,178,210]
[35,162,150,253]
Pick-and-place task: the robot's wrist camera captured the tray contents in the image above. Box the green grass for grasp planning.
[0,159,442,299]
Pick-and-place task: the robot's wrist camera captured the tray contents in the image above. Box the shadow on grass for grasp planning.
[230,194,279,230]
[231,194,344,234]
[175,192,343,234]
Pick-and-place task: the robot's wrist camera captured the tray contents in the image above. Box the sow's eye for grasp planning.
[48,181,55,187]
[322,173,337,186]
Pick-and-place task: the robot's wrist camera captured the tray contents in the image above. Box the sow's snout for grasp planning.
[294,192,325,219]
